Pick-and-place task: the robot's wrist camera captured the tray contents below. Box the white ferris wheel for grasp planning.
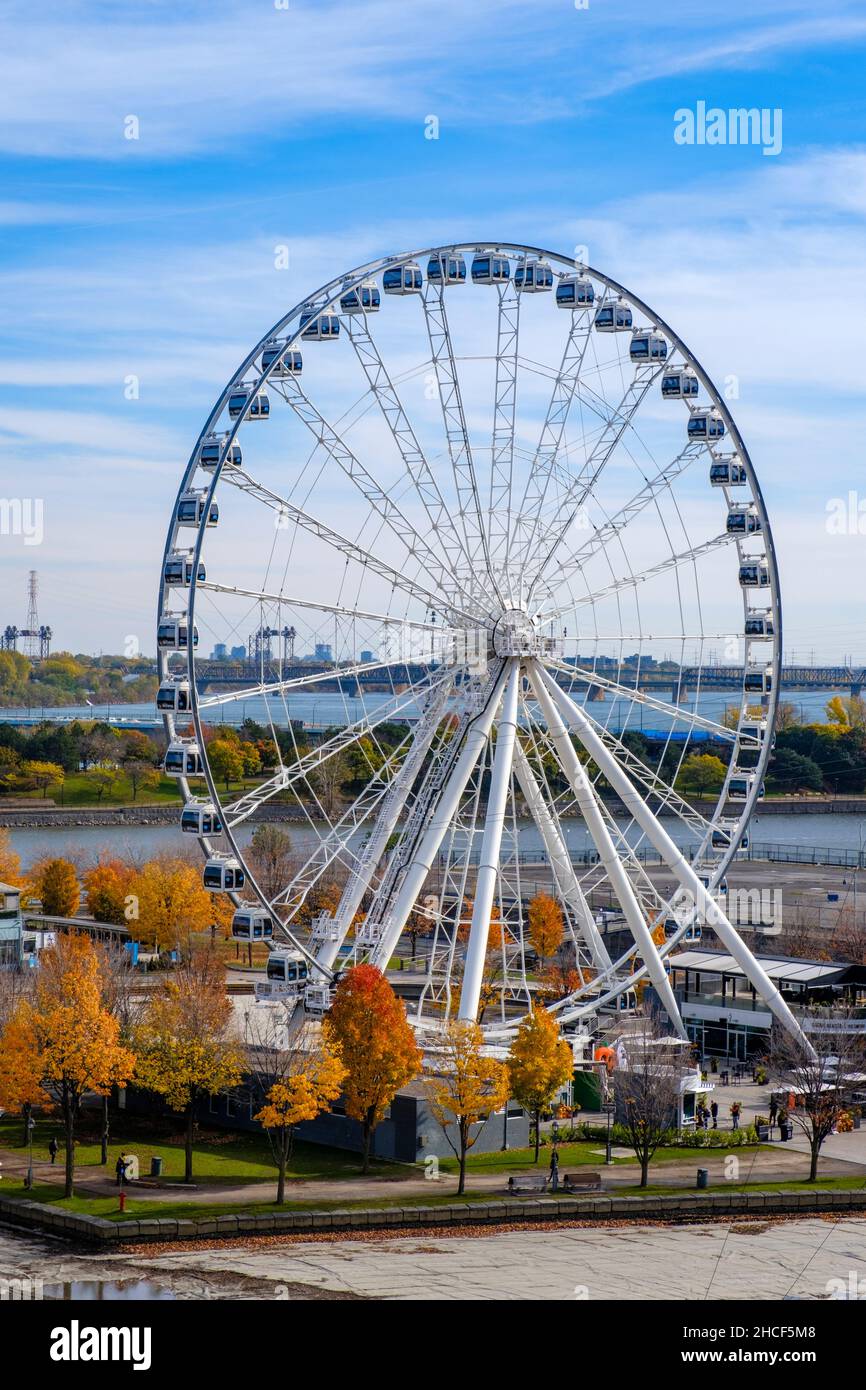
[157,241,806,1046]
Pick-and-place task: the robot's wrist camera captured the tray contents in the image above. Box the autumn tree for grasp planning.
[249,1016,346,1203]
[528,893,564,960]
[425,1020,508,1194]
[323,963,422,1172]
[134,951,243,1182]
[32,857,80,916]
[248,824,294,901]
[128,856,213,950]
[507,1007,574,1161]
[208,738,245,790]
[676,753,727,798]
[82,857,135,925]
[614,1014,684,1187]
[0,829,23,888]
[768,1014,866,1181]
[20,759,65,799]
[0,933,135,1196]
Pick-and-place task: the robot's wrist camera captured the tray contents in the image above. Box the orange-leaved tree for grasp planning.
[30,856,80,917]
[425,1019,509,1194]
[323,963,421,1173]
[133,951,243,1182]
[82,857,136,925]
[126,855,214,951]
[0,932,135,1196]
[507,1006,574,1162]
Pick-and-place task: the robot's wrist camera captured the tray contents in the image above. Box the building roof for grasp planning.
[669,949,866,987]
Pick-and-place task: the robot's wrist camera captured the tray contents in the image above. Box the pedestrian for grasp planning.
[710,1100,719,1129]
[769,1097,778,1130]
[730,1101,741,1131]
[48,1137,58,1165]
[115,1154,127,1188]
[548,1148,560,1193]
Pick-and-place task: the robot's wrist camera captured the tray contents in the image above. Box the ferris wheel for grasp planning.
[156,241,807,1046]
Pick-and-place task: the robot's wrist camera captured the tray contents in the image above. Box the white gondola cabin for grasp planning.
[254,949,310,1001]
[594,300,632,332]
[728,775,764,802]
[199,434,242,470]
[664,918,702,943]
[382,261,423,295]
[727,505,762,535]
[181,799,222,835]
[157,615,198,651]
[231,907,274,941]
[304,981,334,1016]
[555,274,594,309]
[711,820,749,852]
[740,717,769,743]
[164,739,203,777]
[426,253,467,285]
[156,678,191,713]
[687,408,725,442]
[228,388,270,419]
[709,458,747,486]
[177,491,218,528]
[661,368,699,399]
[744,613,774,638]
[629,329,668,361]
[203,856,245,892]
[739,559,770,588]
[299,305,340,340]
[514,259,553,292]
[742,663,773,697]
[339,280,381,313]
[261,342,303,375]
[163,551,205,586]
[470,253,511,285]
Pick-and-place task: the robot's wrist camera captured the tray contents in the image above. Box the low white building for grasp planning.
[0,882,23,969]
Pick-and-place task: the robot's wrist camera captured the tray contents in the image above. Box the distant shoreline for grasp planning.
[3,794,865,830]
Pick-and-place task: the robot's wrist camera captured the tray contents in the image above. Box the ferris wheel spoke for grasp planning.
[368,659,510,969]
[197,652,438,712]
[419,275,502,604]
[222,672,450,826]
[548,441,707,595]
[486,280,521,599]
[527,662,687,1035]
[541,656,736,739]
[510,297,602,581]
[342,315,477,589]
[525,361,669,605]
[512,736,611,972]
[458,662,520,1021]
[540,530,737,619]
[536,663,811,1049]
[220,469,479,624]
[272,375,487,619]
[197,582,439,641]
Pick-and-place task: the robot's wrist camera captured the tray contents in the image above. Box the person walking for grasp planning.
[48,1137,58,1165]
[548,1148,560,1193]
[769,1097,778,1131]
[710,1100,719,1129]
[730,1101,741,1131]
[115,1154,127,1188]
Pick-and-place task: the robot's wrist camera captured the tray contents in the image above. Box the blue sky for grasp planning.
[1,0,865,661]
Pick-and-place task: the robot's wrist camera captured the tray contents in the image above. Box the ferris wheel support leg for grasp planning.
[512,740,612,974]
[458,663,521,1021]
[528,663,687,1038]
[537,664,815,1054]
[369,661,510,970]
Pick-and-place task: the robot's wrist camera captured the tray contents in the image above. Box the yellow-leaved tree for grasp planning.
[128,856,214,951]
[250,1018,346,1203]
[528,892,565,960]
[133,951,243,1182]
[507,1007,574,1162]
[0,932,135,1196]
[425,1020,509,1194]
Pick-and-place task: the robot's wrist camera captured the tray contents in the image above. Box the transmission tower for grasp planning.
[24,571,39,658]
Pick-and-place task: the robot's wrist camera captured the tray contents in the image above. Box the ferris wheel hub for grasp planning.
[492,607,542,657]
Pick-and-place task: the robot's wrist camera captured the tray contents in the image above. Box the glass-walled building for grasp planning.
[0,882,22,970]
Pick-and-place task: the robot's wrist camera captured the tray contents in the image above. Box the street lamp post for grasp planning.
[25,1114,36,1189]
[603,1098,615,1165]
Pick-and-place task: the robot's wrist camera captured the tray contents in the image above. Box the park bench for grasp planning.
[506,1173,549,1194]
[562,1171,602,1193]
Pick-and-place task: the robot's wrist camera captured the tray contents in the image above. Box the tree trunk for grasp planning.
[100,1093,110,1165]
[63,1094,75,1199]
[185,1105,195,1183]
[534,1109,541,1162]
[809,1139,820,1182]
[640,1153,649,1188]
[362,1112,374,1174]
[458,1124,468,1196]
[277,1140,287,1205]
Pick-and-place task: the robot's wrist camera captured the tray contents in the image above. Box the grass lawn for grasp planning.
[0,1116,412,1185]
[447,1139,765,1176]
